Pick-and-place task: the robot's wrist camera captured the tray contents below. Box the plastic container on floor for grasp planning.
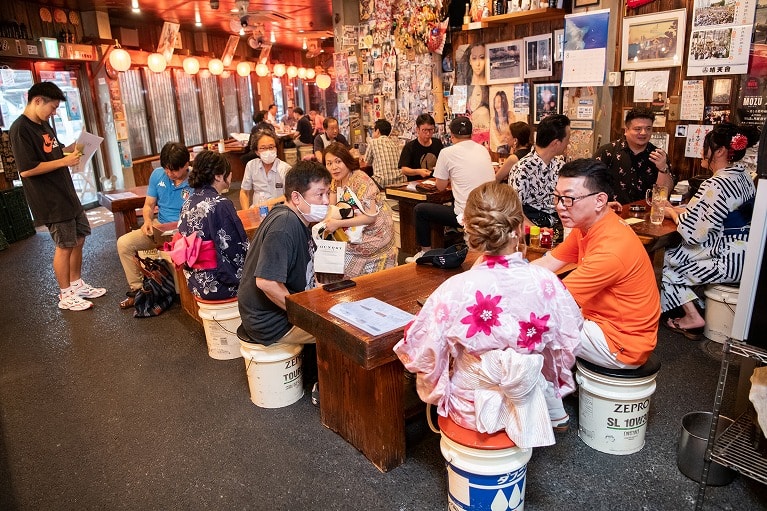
[703,284,739,344]
[239,340,304,408]
[195,297,243,360]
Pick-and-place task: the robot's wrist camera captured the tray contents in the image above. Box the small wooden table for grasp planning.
[385,181,454,256]
[98,186,148,238]
[285,258,473,472]
[620,200,680,269]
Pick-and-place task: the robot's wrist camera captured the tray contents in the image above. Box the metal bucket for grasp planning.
[677,411,736,486]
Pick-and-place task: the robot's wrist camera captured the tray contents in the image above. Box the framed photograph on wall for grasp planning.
[621,9,686,70]
[533,83,561,124]
[553,29,565,62]
[485,39,524,84]
[575,0,600,6]
[523,34,553,79]
[711,78,732,105]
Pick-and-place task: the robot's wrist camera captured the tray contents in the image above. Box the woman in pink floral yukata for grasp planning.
[394,182,583,448]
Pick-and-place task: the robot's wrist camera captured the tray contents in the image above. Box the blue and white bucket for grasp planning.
[437,415,532,511]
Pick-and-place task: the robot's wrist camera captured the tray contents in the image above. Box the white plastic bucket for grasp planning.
[439,429,532,510]
[703,284,739,344]
[576,361,659,455]
[239,340,304,408]
[196,298,243,360]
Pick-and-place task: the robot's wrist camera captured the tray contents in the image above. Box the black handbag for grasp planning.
[133,254,176,318]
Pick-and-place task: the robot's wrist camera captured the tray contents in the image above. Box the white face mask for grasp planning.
[298,193,328,223]
[260,150,277,165]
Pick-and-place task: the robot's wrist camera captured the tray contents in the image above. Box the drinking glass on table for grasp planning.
[646,184,668,225]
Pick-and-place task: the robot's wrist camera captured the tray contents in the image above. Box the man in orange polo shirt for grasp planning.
[533,158,659,368]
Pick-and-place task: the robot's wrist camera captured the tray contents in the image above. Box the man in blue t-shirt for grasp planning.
[238,160,331,346]
[117,142,191,309]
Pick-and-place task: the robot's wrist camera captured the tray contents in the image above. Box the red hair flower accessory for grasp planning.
[730,134,748,151]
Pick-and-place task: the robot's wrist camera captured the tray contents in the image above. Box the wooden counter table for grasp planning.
[285,257,475,472]
[385,181,454,257]
[98,186,148,238]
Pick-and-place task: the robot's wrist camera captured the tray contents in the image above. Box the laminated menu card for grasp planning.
[329,297,415,336]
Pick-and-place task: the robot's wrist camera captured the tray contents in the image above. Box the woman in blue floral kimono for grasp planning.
[662,123,758,340]
[178,150,249,300]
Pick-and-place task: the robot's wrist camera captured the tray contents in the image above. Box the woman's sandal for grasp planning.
[665,318,703,341]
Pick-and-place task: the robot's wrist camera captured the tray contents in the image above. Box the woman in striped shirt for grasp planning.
[662,123,759,340]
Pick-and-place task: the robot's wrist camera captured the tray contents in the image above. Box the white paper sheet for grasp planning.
[70,130,104,174]
[329,297,415,336]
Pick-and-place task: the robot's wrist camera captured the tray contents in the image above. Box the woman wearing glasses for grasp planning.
[661,123,759,340]
[239,131,291,210]
[322,143,397,279]
[394,182,582,444]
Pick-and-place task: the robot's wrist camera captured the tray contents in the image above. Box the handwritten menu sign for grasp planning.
[680,80,705,121]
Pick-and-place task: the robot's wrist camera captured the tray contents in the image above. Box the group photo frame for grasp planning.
[485,39,524,85]
[533,82,561,124]
[621,9,687,71]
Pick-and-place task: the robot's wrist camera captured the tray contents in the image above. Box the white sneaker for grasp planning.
[74,282,106,298]
[405,250,425,264]
[58,293,94,311]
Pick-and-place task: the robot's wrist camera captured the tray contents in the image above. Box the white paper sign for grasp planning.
[313,239,346,274]
[680,80,705,121]
[71,130,104,174]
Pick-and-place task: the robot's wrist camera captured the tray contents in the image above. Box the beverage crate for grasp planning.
[0,187,35,243]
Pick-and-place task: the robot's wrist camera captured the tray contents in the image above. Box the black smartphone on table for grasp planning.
[323,279,357,292]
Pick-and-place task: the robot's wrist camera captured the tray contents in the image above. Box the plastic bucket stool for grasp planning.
[437,415,532,511]
[703,284,739,344]
[238,334,304,408]
[576,353,661,455]
[195,297,242,360]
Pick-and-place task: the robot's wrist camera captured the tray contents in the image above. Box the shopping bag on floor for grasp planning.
[133,253,175,317]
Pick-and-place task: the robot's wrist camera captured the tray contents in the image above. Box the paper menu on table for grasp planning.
[70,131,104,174]
[328,297,415,336]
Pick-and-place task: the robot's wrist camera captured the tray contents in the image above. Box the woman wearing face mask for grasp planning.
[661,123,760,339]
[239,131,291,210]
[178,150,249,300]
[323,142,397,279]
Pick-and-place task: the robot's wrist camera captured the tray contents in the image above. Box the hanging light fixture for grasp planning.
[305,68,316,80]
[286,65,298,78]
[147,52,167,73]
[302,38,307,50]
[109,40,132,72]
[297,67,307,79]
[183,56,200,75]
[272,63,286,77]
[270,31,276,44]
[255,63,270,77]
[208,58,224,75]
[237,61,252,77]
[131,0,141,13]
[315,73,331,90]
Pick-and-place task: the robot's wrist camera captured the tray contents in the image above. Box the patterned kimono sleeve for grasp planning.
[678,181,726,245]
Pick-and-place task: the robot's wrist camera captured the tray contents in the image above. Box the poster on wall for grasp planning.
[489,85,520,154]
[562,9,610,87]
[685,124,714,158]
[157,22,180,63]
[523,34,553,79]
[737,75,767,128]
[680,79,705,120]
[687,0,757,75]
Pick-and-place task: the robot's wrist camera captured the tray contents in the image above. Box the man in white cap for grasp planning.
[406,117,495,262]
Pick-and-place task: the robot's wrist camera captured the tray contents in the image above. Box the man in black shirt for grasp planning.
[293,107,313,147]
[398,113,444,181]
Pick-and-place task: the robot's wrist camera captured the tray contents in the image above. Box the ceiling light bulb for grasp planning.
[237,61,252,76]
[286,65,298,78]
[297,67,307,79]
[131,0,140,13]
[270,31,276,43]
[305,68,316,80]
[255,63,269,76]
[239,27,245,36]
[315,74,331,90]
[183,56,200,75]
[272,63,286,77]
[208,58,224,75]
[302,38,307,50]
[147,52,167,73]
[109,41,132,72]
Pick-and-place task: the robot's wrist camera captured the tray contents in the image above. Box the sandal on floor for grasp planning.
[119,291,137,310]
[551,415,569,433]
[664,318,703,341]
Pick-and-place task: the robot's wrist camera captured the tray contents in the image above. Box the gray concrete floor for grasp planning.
[0,220,765,510]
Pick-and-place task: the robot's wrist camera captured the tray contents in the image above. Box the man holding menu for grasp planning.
[9,81,105,311]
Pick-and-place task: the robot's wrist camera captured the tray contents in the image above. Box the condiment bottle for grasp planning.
[524,224,531,245]
[529,225,540,247]
[218,139,225,153]
[540,228,552,249]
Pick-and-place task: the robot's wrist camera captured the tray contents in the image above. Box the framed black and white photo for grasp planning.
[711,78,732,105]
[553,29,565,62]
[533,83,561,124]
[523,34,553,79]
[621,9,686,70]
[485,39,524,84]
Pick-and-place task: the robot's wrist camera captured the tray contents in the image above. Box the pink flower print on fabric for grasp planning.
[461,291,503,338]
[483,255,509,269]
[433,302,452,324]
[541,278,557,300]
[517,312,551,350]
